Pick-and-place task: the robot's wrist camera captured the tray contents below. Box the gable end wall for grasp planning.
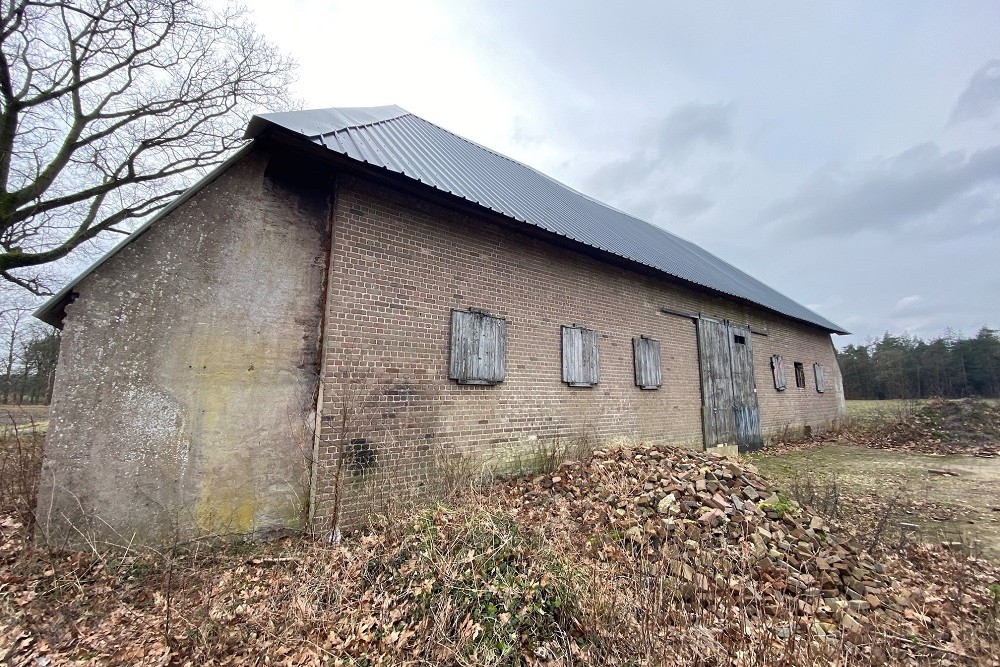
[37,149,331,546]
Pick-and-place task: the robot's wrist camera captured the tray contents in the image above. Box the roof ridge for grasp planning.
[313,105,412,136]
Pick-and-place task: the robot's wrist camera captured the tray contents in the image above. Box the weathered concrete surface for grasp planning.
[37,150,330,546]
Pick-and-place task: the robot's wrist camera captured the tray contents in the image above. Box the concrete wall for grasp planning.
[37,150,330,546]
[313,174,845,531]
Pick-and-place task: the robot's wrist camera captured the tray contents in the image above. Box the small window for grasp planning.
[734,334,746,345]
[814,363,826,393]
[561,325,600,387]
[794,362,805,388]
[771,355,787,391]
[449,309,506,385]
[633,336,663,390]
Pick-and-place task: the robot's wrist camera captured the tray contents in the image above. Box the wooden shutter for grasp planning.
[814,363,825,393]
[449,310,506,385]
[771,355,787,391]
[562,325,599,386]
[633,336,663,389]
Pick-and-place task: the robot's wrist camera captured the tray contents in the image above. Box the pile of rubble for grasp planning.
[857,398,1000,456]
[504,444,904,637]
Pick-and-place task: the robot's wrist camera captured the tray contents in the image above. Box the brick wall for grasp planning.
[314,174,845,531]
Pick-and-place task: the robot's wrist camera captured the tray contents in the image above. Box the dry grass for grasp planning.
[3,409,999,665]
[0,411,45,537]
[4,443,1000,665]
[3,490,998,666]
[756,398,1000,562]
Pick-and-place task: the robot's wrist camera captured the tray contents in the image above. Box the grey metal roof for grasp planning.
[247,106,847,334]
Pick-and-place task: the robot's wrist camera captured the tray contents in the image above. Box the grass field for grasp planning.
[847,397,1000,419]
[754,443,1000,561]
[0,404,48,434]
[755,399,1000,562]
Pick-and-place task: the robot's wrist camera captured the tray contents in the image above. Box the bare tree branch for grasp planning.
[0,0,296,292]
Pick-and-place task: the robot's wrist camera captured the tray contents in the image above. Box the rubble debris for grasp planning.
[502,443,903,630]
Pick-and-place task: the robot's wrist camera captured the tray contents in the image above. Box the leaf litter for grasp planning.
[2,441,999,665]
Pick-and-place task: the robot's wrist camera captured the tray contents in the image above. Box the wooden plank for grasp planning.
[729,323,763,452]
[771,355,786,391]
[485,316,506,383]
[448,309,468,381]
[632,336,663,389]
[633,336,662,389]
[583,327,600,385]
[632,338,641,386]
[449,309,505,384]
[814,363,825,393]
[697,319,736,447]
[562,326,582,384]
[562,325,599,386]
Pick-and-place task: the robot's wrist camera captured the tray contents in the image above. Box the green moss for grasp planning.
[760,493,798,518]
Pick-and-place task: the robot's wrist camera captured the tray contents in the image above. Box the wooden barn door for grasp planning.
[697,319,763,452]
[698,319,737,449]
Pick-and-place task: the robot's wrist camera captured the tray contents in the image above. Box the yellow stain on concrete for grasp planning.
[181,333,297,536]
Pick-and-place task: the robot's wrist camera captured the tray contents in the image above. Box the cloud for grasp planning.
[950,59,1000,125]
[891,295,923,314]
[655,102,734,159]
[664,193,714,218]
[586,102,734,193]
[577,101,740,233]
[761,142,1000,239]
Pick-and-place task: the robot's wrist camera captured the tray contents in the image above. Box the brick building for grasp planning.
[35,106,848,544]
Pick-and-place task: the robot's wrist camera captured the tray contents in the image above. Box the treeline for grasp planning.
[0,307,60,405]
[837,328,1000,400]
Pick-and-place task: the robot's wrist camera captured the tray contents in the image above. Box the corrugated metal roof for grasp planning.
[247,106,847,334]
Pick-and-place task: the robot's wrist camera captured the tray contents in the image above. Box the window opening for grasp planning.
[561,325,600,387]
[633,336,663,389]
[449,309,506,385]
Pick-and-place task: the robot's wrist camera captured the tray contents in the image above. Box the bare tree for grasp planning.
[0,302,29,401]
[0,0,295,293]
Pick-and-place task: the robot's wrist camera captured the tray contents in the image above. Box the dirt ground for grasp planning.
[754,443,1000,562]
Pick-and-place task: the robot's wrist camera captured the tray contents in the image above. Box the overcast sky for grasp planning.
[240,2,998,346]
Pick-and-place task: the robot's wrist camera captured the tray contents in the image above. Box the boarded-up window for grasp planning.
[449,309,506,385]
[771,355,787,391]
[633,336,662,390]
[561,325,600,387]
[814,363,826,393]
[794,362,805,388]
